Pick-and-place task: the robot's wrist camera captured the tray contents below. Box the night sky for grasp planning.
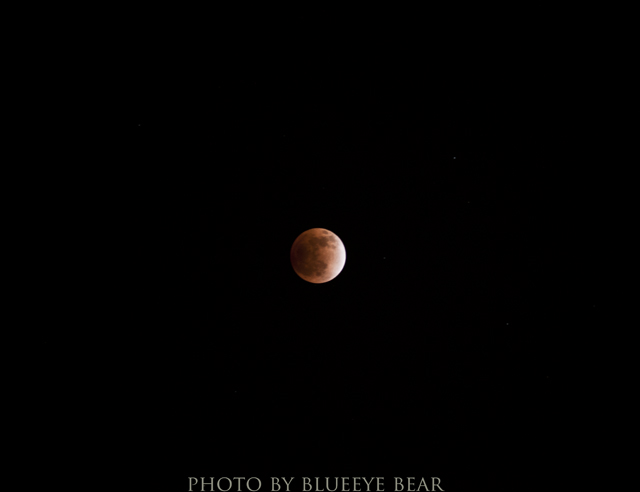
[101,73,566,491]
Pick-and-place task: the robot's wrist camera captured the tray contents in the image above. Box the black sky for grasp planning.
[96,72,565,490]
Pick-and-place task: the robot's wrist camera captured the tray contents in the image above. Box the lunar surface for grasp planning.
[290,228,346,283]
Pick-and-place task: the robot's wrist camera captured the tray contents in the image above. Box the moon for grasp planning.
[290,228,346,283]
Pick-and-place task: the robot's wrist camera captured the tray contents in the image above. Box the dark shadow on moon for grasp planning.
[308,234,337,250]
[292,241,329,277]
[291,229,344,282]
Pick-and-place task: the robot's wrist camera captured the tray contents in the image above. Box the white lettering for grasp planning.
[189,478,199,492]
[416,478,430,491]
[341,477,351,492]
[247,478,261,492]
[217,478,232,492]
[201,478,215,492]
[395,478,404,492]
[353,478,361,492]
[281,478,293,492]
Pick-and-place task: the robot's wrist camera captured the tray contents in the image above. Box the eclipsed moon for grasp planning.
[290,228,346,283]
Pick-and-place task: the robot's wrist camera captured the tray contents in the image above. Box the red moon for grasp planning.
[290,228,346,283]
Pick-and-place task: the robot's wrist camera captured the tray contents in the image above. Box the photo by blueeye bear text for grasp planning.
[188,477,444,492]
